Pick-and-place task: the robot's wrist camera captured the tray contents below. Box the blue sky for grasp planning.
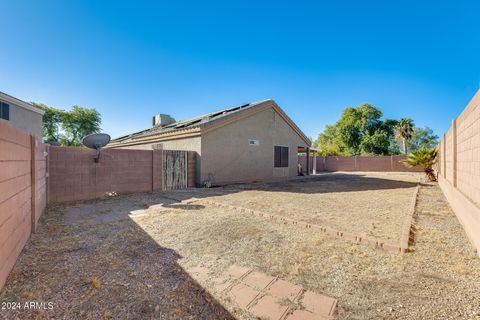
[1,0,479,140]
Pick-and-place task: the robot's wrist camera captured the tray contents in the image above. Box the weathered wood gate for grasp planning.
[162,150,188,190]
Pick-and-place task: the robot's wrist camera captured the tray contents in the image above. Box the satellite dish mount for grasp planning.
[82,133,111,163]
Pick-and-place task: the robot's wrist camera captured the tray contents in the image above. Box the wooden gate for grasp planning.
[162,150,188,190]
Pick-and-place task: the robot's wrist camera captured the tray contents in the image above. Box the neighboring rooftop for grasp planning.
[0,91,45,115]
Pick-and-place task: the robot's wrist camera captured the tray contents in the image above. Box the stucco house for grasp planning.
[108,99,311,185]
[0,91,44,138]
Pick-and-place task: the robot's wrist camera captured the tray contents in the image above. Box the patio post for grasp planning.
[312,152,317,174]
[306,147,310,175]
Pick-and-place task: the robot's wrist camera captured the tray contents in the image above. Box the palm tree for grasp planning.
[396,118,414,155]
[402,148,438,181]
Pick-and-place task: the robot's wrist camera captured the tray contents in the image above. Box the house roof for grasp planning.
[109,99,311,146]
[0,91,45,115]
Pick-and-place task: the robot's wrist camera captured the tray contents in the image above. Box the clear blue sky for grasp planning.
[1,0,479,140]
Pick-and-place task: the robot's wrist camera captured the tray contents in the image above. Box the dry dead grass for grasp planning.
[202,172,421,243]
[91,277,101,289]
[0,173,479,319]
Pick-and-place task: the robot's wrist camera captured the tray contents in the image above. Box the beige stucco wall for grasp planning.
[109,136,202,184]
[0,100,43,138]
[201,107,308,184]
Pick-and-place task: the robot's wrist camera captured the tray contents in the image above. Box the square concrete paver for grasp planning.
[227,283,261,309]
[212,273,236,292]
[267,279,303,301]
[241,271,275,290]
[249,295,290,320]
[190,265,337,319]
[225,265,251,279]
[301,290,337,317]
[286,309,330,320]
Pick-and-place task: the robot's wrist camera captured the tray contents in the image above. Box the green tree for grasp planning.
[61,106,101,146]
[314,103,397,155]
[32,103,65,143]
[408,127,439,152]
[388,138,402,155]
[336,109,362,154]
[360,130,391,155]
[35,103,102,146]
[313,124,344,155]
[396,118,414,155]
[402,148,438,181]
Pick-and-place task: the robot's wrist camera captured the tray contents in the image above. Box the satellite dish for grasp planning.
[82,133,111,163]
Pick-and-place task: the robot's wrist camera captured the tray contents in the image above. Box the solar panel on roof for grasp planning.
[110,100,270,143]
[174,119,202,129]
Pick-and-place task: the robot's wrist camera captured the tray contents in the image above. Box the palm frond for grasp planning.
[402,147,438,181]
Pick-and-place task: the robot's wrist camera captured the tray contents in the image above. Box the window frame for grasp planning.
[274,146,289,168]
[0,102,10,121]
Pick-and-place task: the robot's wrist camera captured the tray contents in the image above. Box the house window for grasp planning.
[274,146,289,167]
[0,102,9,120]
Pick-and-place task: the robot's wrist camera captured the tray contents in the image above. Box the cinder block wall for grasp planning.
[445,129,455,182]
[298,155,423,173]
[48,148,196,203]
[187,151,196,187]
[437,90,480,255]
[0,120,47,289]
[49,148,157,203]
[32,137,48,231]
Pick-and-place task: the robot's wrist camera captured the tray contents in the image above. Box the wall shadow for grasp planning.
[0,172,422,318]
[234,173,419,194]
[0,202,235,319]
[158,173,420,202]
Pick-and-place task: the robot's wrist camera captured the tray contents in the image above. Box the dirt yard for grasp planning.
[206,172,421,243]
[1,173,479,319]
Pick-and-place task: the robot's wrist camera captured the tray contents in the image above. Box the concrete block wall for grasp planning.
[187,151,196,187]
[298,155,423,173]
[356,156,392,171]
[49,147,156,203]
[324,156,357,171]
[0,120,47,289]
[437,90,480,255]
[152,150,163,191]
[32,137,48,232]
[48,148,196,203]
[445,128,454,183]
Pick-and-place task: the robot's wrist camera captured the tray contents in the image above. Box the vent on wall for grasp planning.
[248,139,260,146]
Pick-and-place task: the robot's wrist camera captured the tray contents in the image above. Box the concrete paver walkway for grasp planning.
[187,265,337,320]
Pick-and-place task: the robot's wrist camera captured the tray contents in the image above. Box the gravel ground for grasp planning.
[1,174,479,319]
[0,198,235,320]
[202,172,421,243]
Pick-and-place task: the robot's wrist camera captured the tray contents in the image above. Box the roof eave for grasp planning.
[0,92,45,115]
[268,100,312,146]
[108,127,201,147]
